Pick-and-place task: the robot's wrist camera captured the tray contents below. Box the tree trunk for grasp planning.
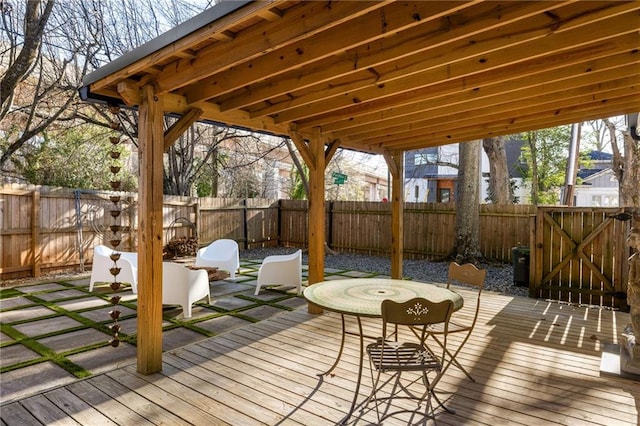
[285,137,309,198]
[527,131,540,204]
[211,149,219,197]
[454,140,482,264]
[482,136,512,204]
[0,0,55,112]
[604,118,640,208]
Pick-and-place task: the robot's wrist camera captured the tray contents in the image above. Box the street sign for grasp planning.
[331,171,347,182]
[334,177,346,185]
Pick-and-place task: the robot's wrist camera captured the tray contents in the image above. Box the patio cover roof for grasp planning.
[78,0,640,374]
[80,0,640,154]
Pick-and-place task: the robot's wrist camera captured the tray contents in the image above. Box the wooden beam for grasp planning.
[383,152,404,279]
[279,9,640,125]
[116,81,141,107]
[163,108,203,151]
[337,61,640,139]
[307,127,326,315]
[378,98,640,152]
[89,1,283,93]
[137,84,165,374]
[354,74,639,145]
[324,139,341,165]
[255,1,580,120]
[194,1,471,108]
[288,126,315,171]
[155,1,386,95]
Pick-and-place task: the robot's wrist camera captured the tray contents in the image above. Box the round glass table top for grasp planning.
[303,278,463,317]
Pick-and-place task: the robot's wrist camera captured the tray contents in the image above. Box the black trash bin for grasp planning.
[512,246,530,287]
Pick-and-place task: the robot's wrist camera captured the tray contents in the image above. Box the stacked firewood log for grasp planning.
[164,236,198,258]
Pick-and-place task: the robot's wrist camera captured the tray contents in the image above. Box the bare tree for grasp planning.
[454,140,482,264]
[164,123,278,196]
[583,119,611,152]
[0,0,54,113]
[482,136,513,204]
[0,0,102,170]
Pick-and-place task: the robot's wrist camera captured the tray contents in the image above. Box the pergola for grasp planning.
[79,0,640,374]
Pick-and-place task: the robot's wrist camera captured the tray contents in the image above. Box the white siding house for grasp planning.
[574,168,619,207]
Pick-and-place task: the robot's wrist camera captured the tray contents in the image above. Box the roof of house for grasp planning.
[577,167,617,184]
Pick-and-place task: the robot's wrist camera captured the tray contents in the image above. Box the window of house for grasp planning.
[414,153,437,165]
[439,188,451,203]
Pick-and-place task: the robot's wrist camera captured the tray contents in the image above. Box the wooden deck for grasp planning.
[2,288,638,425]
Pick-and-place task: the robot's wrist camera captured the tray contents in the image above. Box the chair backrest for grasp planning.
[381,298,453,334]
[208,239,238,254]
[447,262,486,289]
[163,261,187,280]
[94,244,111,257]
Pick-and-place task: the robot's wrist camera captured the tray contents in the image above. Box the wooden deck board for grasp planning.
[2,290,638,425]
[65,380,155,426]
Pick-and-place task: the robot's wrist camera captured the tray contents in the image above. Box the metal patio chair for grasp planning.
[364,298,455,423]
[428,262,486,382]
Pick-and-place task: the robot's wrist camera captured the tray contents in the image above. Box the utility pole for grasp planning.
[563,122,581,206]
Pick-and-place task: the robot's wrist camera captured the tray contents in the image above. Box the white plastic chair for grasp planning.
[162,262,211,319]
[195,239,240,279]
[255,249,302,295]
[89,245,138,293]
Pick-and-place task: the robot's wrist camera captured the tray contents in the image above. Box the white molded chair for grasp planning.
[255,249,302,295]
[162,262,211,319]
[195,239,240,279]
[89,245,138,293]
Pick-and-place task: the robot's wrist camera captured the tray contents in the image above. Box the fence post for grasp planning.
[127,195,135,251]
[327,201,334,250]
[277,199,282,246]
[528,213,536,298]
[243,198,248,250]
[195,198,201,247]
[31,190,41,277]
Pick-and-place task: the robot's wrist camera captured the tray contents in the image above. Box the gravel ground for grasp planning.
[242,247,529,297]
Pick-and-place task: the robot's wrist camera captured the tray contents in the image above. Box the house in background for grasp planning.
[404,144,458,203]
[405,138,529,204]
[572,151,619,207]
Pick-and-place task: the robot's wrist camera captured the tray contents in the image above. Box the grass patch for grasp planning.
[0,328,91,378]
[0,288,24,299]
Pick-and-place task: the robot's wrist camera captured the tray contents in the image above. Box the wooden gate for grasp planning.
[531,207,630,309]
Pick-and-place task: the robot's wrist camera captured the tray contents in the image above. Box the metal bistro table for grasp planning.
[303,278,464,420]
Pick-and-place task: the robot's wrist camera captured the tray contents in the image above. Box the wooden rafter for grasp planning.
[86,1,640,153]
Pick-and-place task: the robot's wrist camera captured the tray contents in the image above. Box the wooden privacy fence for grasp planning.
[1,186,630,309]
[1,187,535,280]
[531,207,631,310]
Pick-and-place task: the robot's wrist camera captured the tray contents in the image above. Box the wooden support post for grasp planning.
[308,127,326,314]
[137,85,165,374]
[384,152,404,279]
